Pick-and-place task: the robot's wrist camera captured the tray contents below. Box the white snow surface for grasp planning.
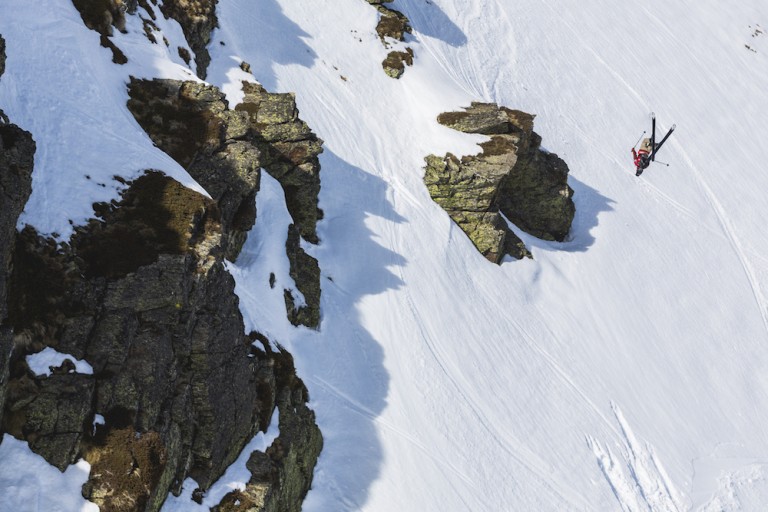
[26,347,94,377]
[0,436,97,512]
[1,0,768,510]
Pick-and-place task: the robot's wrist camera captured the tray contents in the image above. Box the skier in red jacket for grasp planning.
[632,113,676,177]
[632,138,652,176]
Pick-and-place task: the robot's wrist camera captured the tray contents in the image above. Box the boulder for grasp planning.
[424,103,575,262]
[362,0,414,78]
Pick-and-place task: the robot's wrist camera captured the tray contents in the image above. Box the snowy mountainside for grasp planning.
[1,0,768,511]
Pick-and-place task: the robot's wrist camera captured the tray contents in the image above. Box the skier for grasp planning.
[632,138,653,176]
[632,113,675,176]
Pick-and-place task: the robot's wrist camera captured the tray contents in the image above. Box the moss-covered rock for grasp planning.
[382,48,413,79]
[362,0,414,78]
[4,171,322,511]
[213,347,323,512]
[425,103,574,262]
[159,0,217,79]
[128,79,323,328]
[69,0,129,64]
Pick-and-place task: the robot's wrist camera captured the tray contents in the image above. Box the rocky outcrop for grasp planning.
[212,345,322,512]
[69,0,129,64]
[363,0,414,78]
[0,35,36,435]
[424,103,575,262]
[127,79,323,328]
[159,0,217,79]
[4,170,322,511]
[69,0,216,78]
[382,48,413,80]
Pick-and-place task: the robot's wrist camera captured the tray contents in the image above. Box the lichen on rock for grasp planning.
[127,78,324,328]
[69,0,130,64]
[212,344,323,512]
[362,0,415,78]
[159,0,217,79]
[3,170,322,511]
[424,102,575,263]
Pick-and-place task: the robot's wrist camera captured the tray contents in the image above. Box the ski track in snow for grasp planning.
[545,0,768,340]
[588,404,684,512]
[672,139,768,340]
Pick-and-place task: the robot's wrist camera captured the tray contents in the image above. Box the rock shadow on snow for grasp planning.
[394,0,467,47]
[303,150,405,511]
[506,176,613,255]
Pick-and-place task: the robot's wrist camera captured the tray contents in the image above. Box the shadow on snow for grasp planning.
[300,150,406,511]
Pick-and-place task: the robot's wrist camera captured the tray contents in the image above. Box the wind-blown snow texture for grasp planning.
[2,0,768,510]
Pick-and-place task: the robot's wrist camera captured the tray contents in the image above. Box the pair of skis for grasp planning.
[648,112,675,162]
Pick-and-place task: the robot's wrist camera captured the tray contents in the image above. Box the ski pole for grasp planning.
[632,131,646,149]
[654,160,670,167]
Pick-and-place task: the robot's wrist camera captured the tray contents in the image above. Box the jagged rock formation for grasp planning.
[212,346,322,512]
[127,79,323,328]
[158,0,217,79]
[424,102,575,262]
[70,0,130,64]
[0,34,322,512]
[69,0,216,78]
[0,34,35,433]
[3,170,322,511]
[363,0,414,78]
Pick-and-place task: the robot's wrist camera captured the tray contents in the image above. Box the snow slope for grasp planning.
[210,1,768,510]
[2,0,768,510]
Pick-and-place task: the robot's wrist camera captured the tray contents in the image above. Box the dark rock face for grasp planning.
[425,103,575,262]
[4,171,322,511]
[0,35,5,80]
[0,34,36,436]
[69,0,129,64]
[69,0,217,77]
[127,79,323,328]
[284,225,321,328]
[159,0,217,79]
[212,346,322,512]
[363,0,414,79]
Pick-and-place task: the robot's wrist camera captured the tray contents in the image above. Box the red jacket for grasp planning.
[632,148,649,168]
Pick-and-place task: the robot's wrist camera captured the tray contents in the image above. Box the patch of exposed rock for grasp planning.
[127,79,322,328]
[158,0,217,79]
[424,103,575,263]
[212,344,322,512]
[0,34,36,432]
[69,0,215,78]
[3,170,322,511]
[69,0,130,64]
[363,0,414,78]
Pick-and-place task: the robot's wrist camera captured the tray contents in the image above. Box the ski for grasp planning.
[650,112,656,151]
[652,124,675,161]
